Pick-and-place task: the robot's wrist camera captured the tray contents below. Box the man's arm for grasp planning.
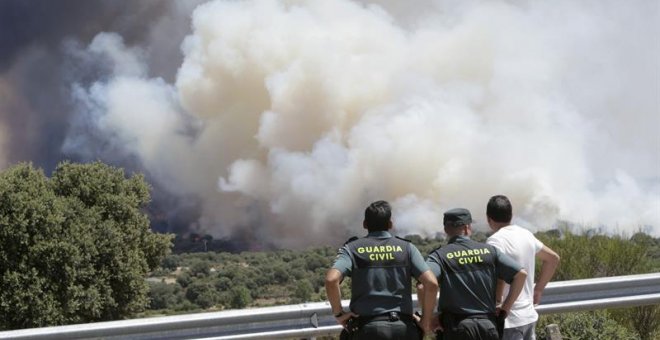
[495,279,505,306]
[534,245,560,305]
[500,269,527,314]
[417,270,438,334]
[324,268,356,326]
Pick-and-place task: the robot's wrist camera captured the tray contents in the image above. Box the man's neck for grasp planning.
[492,222,510,231]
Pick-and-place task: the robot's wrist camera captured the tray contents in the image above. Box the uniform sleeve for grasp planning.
[494,247,522,284]
[409,244,430,278]
[425,251,442,279]
[331,245,353,277]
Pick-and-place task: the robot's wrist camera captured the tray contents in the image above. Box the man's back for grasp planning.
[344,233,414,316]
[487,225,543,328]
[428,236,504,315]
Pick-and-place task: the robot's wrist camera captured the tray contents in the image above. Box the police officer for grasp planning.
[421,208,527,340]
[325,200,439,339]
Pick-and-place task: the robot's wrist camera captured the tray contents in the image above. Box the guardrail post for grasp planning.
[545,323,562,340]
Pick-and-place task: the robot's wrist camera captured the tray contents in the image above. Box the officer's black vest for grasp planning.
[345,236,412,316]
[431,237,500,315]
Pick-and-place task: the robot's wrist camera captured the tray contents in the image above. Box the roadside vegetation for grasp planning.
[146,228,660,339]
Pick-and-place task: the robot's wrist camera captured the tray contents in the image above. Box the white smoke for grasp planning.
[65,0,660,246]
[0,80,12,168]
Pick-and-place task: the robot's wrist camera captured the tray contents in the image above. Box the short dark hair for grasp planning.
[364,200,392,232]
[487,195,512,223]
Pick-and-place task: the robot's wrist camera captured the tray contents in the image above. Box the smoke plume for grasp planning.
[2,0,659,247]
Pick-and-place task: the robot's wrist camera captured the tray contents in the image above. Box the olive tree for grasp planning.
[0,162,172,330]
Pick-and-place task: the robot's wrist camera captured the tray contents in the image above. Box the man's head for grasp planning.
[486,195,513,228]
[443,208,472,236]
[363,200,392,232]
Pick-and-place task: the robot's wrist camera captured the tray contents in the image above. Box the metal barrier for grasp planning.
[1,272,659,339]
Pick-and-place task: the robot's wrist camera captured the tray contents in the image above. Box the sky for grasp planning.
[1,0,659,248]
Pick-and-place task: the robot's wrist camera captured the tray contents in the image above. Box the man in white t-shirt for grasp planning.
[485,195,560,340]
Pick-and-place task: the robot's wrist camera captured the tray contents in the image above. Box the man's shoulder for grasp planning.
[466,238,496,250]
[486,230,505,244]
[507,225,540,242]
[492,225,535,239]
[343,236,359,246]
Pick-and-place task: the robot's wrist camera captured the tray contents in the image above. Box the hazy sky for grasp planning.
[1,0,658,247]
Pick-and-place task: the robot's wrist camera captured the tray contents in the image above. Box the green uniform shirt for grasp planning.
[427,235,521,315]
[332,231,429,316]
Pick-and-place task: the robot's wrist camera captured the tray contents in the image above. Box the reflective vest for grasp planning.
[346,236,412,316]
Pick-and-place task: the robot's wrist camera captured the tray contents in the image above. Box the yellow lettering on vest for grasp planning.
[396,245,403,252]
[458,256,485,265]
[368,253,395,261]
[357,247,364,254]
[447,253,453,259]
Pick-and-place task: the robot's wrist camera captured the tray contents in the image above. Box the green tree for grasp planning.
[148,282,182,310]
[229,285,252,309]
[189,259,211,278]
[185,281,218,309]
[161,255,180,272]
[293,279,313,303]
[0,162,172,330]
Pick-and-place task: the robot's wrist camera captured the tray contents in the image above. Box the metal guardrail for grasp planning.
[1,273,659,339]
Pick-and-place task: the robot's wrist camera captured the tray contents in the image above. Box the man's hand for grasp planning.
[533,286,543,305]
[496,307,508,318]
[335,311,358,327]
[414,313,440,335]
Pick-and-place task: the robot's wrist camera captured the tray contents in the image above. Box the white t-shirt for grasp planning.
[486,224,544,328]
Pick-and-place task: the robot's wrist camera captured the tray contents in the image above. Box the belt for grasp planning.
[357,311,414,324]
[441,312,496,324]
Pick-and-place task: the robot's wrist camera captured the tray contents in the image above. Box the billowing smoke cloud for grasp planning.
[5,0,660,247]
[0,0,206,231]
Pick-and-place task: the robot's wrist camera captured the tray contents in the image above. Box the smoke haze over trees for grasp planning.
[0,0,658,247]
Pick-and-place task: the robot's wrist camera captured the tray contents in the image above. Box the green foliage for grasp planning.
[293,279,314,303]
[229,286,252,309]
[0,162,173,330]
[148,282,184,310]
[537,228,660,338]
[189,259,211,278]
[176,272,192,288]
[536,229,653,280]
[185,281,218,309]
[161,255,180,272]
[537,310,639,340]
[610,305,660,340]
[144,228,660,339]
